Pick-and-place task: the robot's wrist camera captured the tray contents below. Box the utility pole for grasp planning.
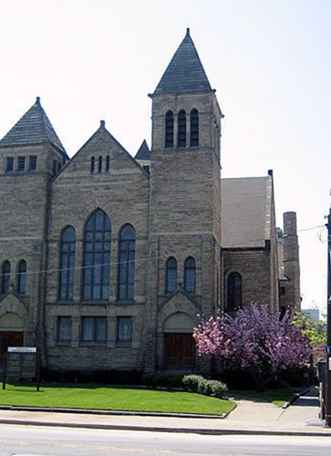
[325,207,331,427]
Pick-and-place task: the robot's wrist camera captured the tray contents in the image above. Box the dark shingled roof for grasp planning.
[135,140,150,160]
[0,97,68,158]
[153,29,212,96]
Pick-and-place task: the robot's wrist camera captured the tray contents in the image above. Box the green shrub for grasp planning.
[183,375,228,398]
[182,375,204,392]
[205,379,228,398]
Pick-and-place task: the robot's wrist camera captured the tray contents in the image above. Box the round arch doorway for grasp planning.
[0,313,24,366]
[163,312,195,370]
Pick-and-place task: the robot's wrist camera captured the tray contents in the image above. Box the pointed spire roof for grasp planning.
[0,97,68,158]
[135,140,151,160]
[153,28,213,96]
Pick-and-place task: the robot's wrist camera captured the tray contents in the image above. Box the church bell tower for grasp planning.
[144,29,224,373]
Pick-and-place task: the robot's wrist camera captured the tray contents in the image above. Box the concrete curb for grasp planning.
[282,387,313,409]
[0,405,227,419]
[0,418,331,437]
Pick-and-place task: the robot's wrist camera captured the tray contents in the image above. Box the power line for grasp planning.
[0,223,326,279]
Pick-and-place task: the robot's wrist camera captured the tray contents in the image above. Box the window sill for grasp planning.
[79,300,110,305]
[116,299,135,305]
[79,341,107,346]
[116,341,132,348]
[56,341,72,346]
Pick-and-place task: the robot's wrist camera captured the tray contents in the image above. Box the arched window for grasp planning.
[58,226,76,301]
[106,156,110,172]
[82,209,111,301]
[184,257,196,294]
[90,157,95,173]
[177,110,186,147]
[117,224,136,301]
[16,260,27,295]
[1,261,10,294]
[165,111,174,148]
[165,257,177,294]
[227,272,242,311]
[98,156,103,173]
[190,109,199,147]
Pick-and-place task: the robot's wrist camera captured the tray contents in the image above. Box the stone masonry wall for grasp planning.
[45,126,149,371]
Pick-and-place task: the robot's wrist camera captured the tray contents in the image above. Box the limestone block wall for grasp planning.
[45,127,150,371]
[223,248,271,308]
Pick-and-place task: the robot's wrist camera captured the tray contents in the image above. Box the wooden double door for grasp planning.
[0,332,23,365]
[164,333,195,370]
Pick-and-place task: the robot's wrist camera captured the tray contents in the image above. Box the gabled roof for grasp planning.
[0,97,68,158]
[221,176,272,248]
[153,28,213,96]
[135,140,151,161]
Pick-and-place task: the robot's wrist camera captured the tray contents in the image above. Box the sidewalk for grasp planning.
[0,388,329,437]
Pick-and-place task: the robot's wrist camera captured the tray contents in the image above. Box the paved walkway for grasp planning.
[0,387,329,436]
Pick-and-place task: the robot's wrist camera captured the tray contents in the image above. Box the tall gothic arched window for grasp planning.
[16,260,27,295]
[1,261,10,294]
[165,111,174,148]
[227,272,242,311]
[190,109,199,147]
[117,224,136,301]
[58,226,76,301]
[90,156,95,173]
[184,257,196,294]
[177,110,186,147]
[165,257,177,294]
[82,209,111,301]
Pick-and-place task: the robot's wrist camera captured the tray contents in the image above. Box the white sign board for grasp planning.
[8,347,37,353]
[329,358,331,371]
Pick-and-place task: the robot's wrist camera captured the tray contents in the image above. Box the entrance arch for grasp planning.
[0,312,24,365]
[163,312,195,370]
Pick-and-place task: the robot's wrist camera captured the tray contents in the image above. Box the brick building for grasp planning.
[0,30,300,374]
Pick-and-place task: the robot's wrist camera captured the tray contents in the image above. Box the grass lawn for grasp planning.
[0,384,236,416]
[228,387,300,407]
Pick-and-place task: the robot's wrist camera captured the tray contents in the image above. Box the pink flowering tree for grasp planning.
[193,304,312,389]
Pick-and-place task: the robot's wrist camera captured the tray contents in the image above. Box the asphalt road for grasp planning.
[0,425,330,456]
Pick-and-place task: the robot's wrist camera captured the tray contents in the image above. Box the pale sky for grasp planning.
[0,0,329,314]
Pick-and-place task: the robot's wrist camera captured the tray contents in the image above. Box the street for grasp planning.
[0,425,330,456]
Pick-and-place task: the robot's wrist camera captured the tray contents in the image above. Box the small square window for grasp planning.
[57,317,72,343]
[117,317,133,344]
[29,156,37,171]
[5,157,14,173]
[81,317,107,343]
[17,156,25,172]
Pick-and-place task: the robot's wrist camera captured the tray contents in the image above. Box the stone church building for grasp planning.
[0,30,300,374]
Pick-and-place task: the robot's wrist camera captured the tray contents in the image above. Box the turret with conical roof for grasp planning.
[0,97,68,177]
[143,31,224,373]
[0,97,68,353]
[135,140,151,173]
[152,28,213,96]
[0,97,68,159]
[149,29,223,240]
